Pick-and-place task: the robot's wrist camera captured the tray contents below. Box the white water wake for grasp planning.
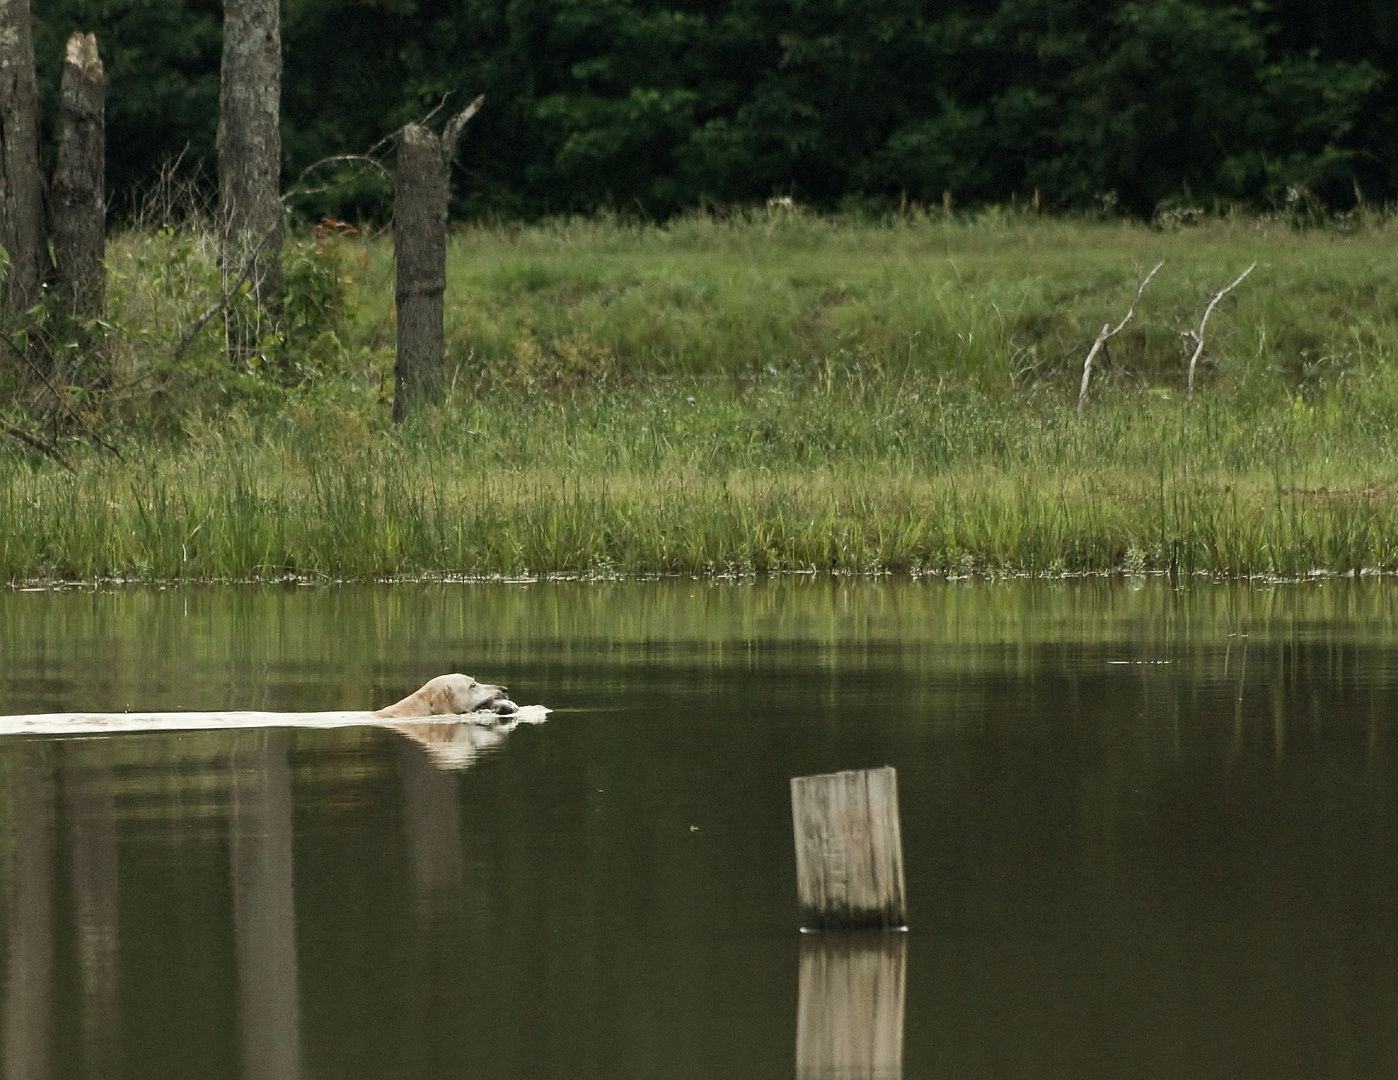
[0,705,549,737]
[0,704,550,771]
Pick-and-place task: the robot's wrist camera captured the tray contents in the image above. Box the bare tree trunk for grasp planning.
[392,124,448,420]
[392,99,481,421]
[217,0,282,368]
[0,0,48,320]
[52,33,106,322]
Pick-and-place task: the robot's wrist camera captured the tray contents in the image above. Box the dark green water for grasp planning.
[3,579,1398,1080]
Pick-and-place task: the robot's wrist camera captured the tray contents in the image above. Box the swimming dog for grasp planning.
[375,673,519,718]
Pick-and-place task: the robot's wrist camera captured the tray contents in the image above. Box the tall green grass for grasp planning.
[427,208,1398,389]
[7,210,1398,582]
[5,369,1398,581]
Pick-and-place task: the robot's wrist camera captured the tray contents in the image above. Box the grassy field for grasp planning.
[5,209,1398,582]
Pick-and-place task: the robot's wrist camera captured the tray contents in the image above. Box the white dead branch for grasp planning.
[1077,261,1164,416]
[1186,262,1257,397]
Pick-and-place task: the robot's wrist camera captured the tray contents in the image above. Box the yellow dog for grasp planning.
[375,673,519,718]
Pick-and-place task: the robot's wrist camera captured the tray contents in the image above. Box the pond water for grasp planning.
[3,579,1398,1080]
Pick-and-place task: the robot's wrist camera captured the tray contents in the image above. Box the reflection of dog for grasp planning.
[376,674,546,770]
[375,674,518,718]
[384,720,513,770]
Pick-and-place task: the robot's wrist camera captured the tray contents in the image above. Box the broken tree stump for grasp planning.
[52,32,106,321]
[392,122,449,419]
[392,97,481,421]
[791,766,907,931]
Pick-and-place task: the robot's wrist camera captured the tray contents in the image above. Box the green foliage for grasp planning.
[33,0,220,208]
[29,0,1394,219]
[10,363,1398,581]
[281,226,359,383]
[6,213,1398,581]
[1,221,375,443]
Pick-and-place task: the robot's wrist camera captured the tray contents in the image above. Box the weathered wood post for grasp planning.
[392,97,481,422]
[0,0,49,318]
[790,766,907,930]
[52,32,106,321]
[796,932,906,1079]
[218,0,283,366]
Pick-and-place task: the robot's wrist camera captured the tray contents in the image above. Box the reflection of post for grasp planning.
[3,746,55,1080]
[230,732,302,1080]
[62,760,120,1077]
[796,934,907,1080]
[398,742,463,916]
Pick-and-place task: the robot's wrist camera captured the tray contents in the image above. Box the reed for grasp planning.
[6,210,1398,582]
[4,372,1398,581]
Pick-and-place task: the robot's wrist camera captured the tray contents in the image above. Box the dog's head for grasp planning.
[439,674,517,715]
[377,673,519,718]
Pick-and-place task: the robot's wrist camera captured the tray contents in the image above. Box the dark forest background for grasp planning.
[30,0,1398,220]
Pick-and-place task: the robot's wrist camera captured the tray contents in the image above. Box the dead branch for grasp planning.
[170,107,476,371]
[1186,262,1257,397]
[1077,261,1163,416]
[280,96,480,209]
[1,333,70,414]
[282,153,391,203]
[171,219,281,363]
[0,419,75,472]
[0,333,121,458]
[441,95,484,160]
[173,136,412,365]
[128,149,217,232]
[416,92,456,134]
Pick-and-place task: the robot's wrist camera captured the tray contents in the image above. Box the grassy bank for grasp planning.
[6,210,1398,582]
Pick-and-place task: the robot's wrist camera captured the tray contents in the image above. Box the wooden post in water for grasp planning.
[796,932,906,1079]
[790,766,907,931]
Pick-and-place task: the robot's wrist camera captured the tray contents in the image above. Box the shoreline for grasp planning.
[7,217,1398,583]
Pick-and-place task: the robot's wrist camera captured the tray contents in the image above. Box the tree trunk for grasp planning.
[0,0,48,319]
[217,0,282,367]
[392,98,481,421]
[392,124,449,420]
[52,33,106,322]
